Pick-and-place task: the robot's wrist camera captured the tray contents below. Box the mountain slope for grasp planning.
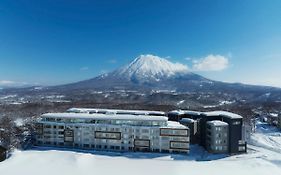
[1,54,281,117]
[61,54,213,91]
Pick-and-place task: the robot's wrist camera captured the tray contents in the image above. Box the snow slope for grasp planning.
[1,122,281,175]
[249,121,281,153]
[1,147,280,175]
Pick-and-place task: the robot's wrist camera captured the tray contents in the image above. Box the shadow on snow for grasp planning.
[29,145,228,161]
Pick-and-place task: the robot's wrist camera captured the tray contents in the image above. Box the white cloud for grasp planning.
[0,80,16,85]
[0,80,35,87]
[192,54,229,71]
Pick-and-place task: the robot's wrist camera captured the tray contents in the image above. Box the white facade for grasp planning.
[35,110,189,154]
[206,120,229,153]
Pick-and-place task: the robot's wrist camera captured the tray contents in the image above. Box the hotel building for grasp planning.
[35,109,190,154]
[168,110,247,154]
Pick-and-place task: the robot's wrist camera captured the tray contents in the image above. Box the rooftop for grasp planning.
[166,121,188,129]
[67,108,166,116]
[168,110,201,116]
[207,120,229,126]
[180,118,195,123]
[169,110,243,119]
[41,112,168,122]
[202,111,243,119]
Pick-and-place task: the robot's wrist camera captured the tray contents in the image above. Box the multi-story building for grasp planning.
[35,111,190,154]
[206,120,229,153]
[168,110,247,154]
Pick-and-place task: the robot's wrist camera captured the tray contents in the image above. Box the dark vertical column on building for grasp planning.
[0,146,7,162]
[222,117,243,154]
[167,113,179,121]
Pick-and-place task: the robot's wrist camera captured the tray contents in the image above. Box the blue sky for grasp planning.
[0,0,281,87]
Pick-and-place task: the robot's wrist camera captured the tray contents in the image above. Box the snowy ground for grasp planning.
[1,123,281,175]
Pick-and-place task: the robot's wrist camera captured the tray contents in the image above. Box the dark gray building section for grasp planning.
[168,110,247,154]
[0,145,7,162]
[179,118,199,144]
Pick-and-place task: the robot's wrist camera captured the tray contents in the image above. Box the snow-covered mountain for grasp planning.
[111,54,189,83]
[53,54,281,94]
[60,54,212,91]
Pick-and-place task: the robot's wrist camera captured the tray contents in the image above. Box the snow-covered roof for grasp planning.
[41,113,168,122]
[168,110,242,119]
[168,110,185,115]
[67,108,165,116]
[207,120,228,126]
[180,118,195,123]
[168,110,201,116]
[166,121,188,129]
[203,111,243,119]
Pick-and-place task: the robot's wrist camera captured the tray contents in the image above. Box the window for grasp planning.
[142,135,149,139]
[160,128,188,136]
[83,144,90,148]
[44,131,52,134]
[58,126,64,129]
[161,150,169,153]
[44,125,52,129]
[58,131,64,135]
[239,146,245,151]
[95,131,121,140]
[170,141,189,149]
[64,129,74,142]
[142,129,149,133]
[134,139,150,147]
[233,121,241,125]
[46,118,56,122]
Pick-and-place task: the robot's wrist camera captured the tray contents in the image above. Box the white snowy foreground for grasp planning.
[1,123,281,175]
